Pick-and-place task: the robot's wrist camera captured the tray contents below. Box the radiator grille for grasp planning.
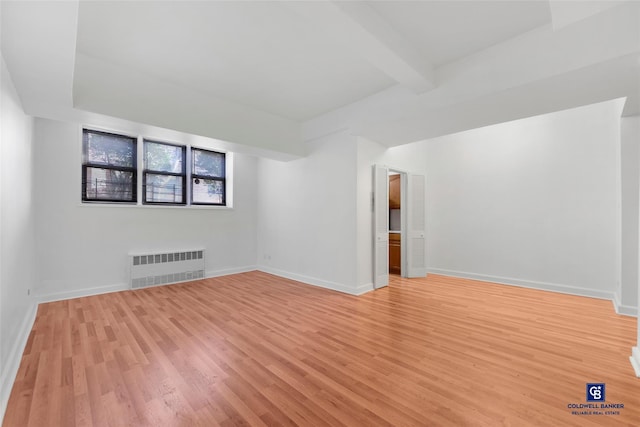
[130,249,205,289]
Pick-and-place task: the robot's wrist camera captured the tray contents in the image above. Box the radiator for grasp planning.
[129,249,205,289]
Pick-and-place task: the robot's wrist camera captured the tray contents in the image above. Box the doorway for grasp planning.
[388,172,402,275]
[372,164,427,289]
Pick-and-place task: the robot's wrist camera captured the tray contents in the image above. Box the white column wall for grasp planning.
[0,54,37,421]
[630,117,640,376]
[621,116,640,316]
[256,131,361,294]
[356,137,385,289]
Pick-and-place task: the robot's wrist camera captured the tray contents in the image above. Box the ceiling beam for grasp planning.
[302,1,640,146]
[285,1,435,94]
[548,0,626,30]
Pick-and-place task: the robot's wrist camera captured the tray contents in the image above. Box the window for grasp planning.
[81,128,229,207]
[143,140,186,204]
[192,148,226,205]
[82,129,137,203]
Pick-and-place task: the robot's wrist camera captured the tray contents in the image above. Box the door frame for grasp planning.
[388,168,408,277]
[373,164,419,289]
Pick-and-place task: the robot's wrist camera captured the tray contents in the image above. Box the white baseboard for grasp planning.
[205,265,257,279]
[428,268,615,301]
[613,292,638,317]
[36,282,129,304]
[631,347,640,377]
[258,266,371,295]
[354,282,375,295]
[0,302,37,424]
[35,266,259,304]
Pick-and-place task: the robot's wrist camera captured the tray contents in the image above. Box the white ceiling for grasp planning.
[369,1,552,67]
[75,1,395,121]
[1,0,639,159]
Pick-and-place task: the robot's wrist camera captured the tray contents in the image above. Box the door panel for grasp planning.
[407,173,427,278]
[373,165,389,288]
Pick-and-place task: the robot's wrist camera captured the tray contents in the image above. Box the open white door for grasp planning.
[406,173,427,278]
[373,165,389,288]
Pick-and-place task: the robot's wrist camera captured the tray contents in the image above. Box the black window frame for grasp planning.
[142,139,187,205]
[191,148,226,206]
[81,129,137,203]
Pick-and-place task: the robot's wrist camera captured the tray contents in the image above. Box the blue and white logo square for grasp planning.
[586,383,605,402]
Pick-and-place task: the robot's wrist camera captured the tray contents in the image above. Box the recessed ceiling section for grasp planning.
[74,1,395,121]
[73,51,305,158]
[370,1,552,67]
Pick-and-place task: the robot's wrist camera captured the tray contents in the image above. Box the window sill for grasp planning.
[78,202,233,210]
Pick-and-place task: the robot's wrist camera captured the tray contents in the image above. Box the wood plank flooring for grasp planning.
[3,272,639,426]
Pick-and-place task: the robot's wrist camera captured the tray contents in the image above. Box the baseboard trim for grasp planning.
[257,266,369,295]
[37,283,129,304]
[0,302,37,424]
[205,265,257,279]
[613,292,638,317]
[630,347,640,377]
[354,282,375,295]
[428,268,615,301]
[35,266,259,304]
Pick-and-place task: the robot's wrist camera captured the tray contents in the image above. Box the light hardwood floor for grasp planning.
[3,272,639,426]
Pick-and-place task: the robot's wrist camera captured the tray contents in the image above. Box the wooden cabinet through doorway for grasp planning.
[389,174,401,209]
[389,232,401,275]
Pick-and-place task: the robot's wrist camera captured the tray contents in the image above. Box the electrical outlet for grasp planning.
[27,289,31,296]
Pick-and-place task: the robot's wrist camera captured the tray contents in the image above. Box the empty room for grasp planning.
[1,1,640,426]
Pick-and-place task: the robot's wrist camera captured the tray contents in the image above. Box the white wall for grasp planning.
[425,99,624,299]
[256,131,362,294]
[0,55,37,420]
[33,118,258,301]
[621,115,640,315]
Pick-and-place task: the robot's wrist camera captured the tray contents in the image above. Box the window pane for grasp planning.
[85,132,135,168]
[145,142,184,173]
[193,149,224,177]
[85,167,134,201]
[192,178,224,204]
[145,174,184,203]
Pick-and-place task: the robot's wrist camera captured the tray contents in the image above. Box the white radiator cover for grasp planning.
[129,249,205,289]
